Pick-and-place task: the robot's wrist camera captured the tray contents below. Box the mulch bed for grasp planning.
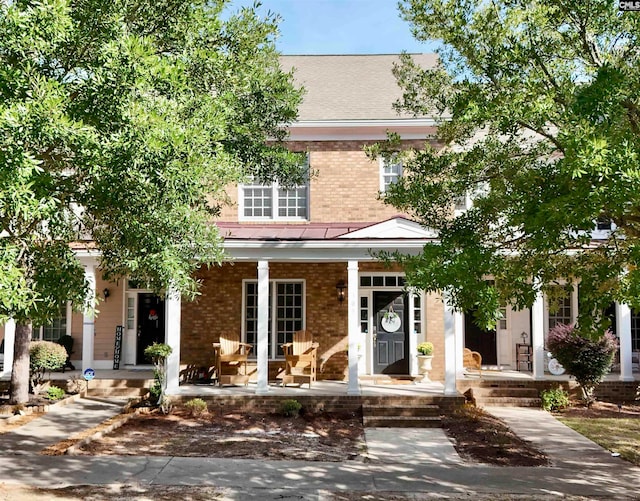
[442,405,550,466]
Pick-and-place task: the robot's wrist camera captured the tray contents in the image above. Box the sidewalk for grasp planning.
[0,397,638,499]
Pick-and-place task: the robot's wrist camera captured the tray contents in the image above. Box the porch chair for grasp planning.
[212,333,253,386]
[281,330,319,388]
[463,348,482,376]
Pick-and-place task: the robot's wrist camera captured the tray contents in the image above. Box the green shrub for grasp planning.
[149,383,162,404]
[46,386,66,401]
[144,342,173,364]
[29,341,68,388]
[540,386,570,412]
[417,342,434,356]
[185,398,208,417]
[279,399,302,417]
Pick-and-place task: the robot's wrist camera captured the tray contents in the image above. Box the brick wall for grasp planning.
[181,262,351,380]
[181,261,447,383]
[219,139,430,222]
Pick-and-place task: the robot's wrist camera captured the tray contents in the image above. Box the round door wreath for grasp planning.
[381,307,401,332]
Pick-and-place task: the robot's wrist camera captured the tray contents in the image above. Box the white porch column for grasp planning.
[164,288,181,393]
[347,260,360,396]
[256,261,270,395]
[443,301,458,395]
[616,302,634,382]
[82,265,96,372]
[1,319,15,378]
[531,286,545,380]
[454,310,464,379]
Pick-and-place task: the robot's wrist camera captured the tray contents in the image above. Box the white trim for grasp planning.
[340,218,436,239]
[223,239,431,262]
[287,119,438,141]
[347,261,360,395]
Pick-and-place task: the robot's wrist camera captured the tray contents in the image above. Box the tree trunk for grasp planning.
[9,322,32,405]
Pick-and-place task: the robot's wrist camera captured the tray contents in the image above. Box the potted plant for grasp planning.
[416,341,434,378]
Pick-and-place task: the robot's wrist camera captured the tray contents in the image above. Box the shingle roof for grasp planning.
[280,54,438,121]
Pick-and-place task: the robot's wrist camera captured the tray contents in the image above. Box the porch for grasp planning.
[37,366,640,401]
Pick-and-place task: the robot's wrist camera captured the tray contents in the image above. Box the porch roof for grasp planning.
[216,221,371,240]
[216,217,436,261]
[216,216,437,241]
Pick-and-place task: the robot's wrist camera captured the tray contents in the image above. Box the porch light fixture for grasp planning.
[336,280,346,304]
[521,331,527,344]
[103,288,110,301]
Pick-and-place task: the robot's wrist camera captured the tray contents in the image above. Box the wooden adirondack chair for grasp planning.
[212,333,253,386]
[463,348,482,376]
[281,330,319,388]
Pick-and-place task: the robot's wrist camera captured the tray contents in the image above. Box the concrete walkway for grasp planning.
[0,397,638,499]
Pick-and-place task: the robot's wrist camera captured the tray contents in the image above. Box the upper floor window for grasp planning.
[379,157,402,192]
[240,156,309,221]
[596,217,612,231]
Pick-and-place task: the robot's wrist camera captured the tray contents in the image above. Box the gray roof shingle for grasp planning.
[280,54,437,121]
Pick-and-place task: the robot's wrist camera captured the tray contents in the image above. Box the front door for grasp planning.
[464,310,497,365]
[373,291,409,374]
[136,293,166,364]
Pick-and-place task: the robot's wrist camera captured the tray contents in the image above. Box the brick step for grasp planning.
[469,387,539,398]
[474,396,542,408]
[87,387,148,398]
[362,404,440,418]
[363,415,442,428]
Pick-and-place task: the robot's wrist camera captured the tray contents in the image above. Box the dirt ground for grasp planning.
[2,401,638,500]
[557,400,640,418]
[64,403,550,466]
[75,409,365,462]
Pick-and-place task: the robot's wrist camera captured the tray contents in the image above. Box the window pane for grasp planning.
[548,295,572,329]
[243,186,273,218]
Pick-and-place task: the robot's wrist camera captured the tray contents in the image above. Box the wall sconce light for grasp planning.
[336,280,346,304]
[103,288,110,301]
[521,331,528,344]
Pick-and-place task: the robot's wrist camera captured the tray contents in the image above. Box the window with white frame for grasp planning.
[548,294,572,329]
[379,156,402,192]
[244,280,304,358]
[240,156,309,221]
[32,305,68,342]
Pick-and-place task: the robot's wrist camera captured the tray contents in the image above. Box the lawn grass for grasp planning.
[558,416,640,466]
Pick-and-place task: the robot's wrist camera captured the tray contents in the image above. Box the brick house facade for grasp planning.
[1,54,637,392]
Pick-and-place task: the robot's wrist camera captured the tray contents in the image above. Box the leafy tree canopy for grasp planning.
[377,0,640,333]
[0,0,304,326]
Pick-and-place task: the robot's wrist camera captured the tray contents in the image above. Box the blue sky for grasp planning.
[227,0,436,55]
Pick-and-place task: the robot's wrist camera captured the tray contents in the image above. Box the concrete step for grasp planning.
[87,378,154,389]
[363,404,440,417]
[363,415,442,428]
[87,387,148,398]
[474,396,542,408]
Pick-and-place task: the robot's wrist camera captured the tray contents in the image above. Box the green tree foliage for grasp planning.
[547,323,617,403]
[379,0,640,330]
[0,0,304,403]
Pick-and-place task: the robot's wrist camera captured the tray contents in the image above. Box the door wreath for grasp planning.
[381,306,401,332]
